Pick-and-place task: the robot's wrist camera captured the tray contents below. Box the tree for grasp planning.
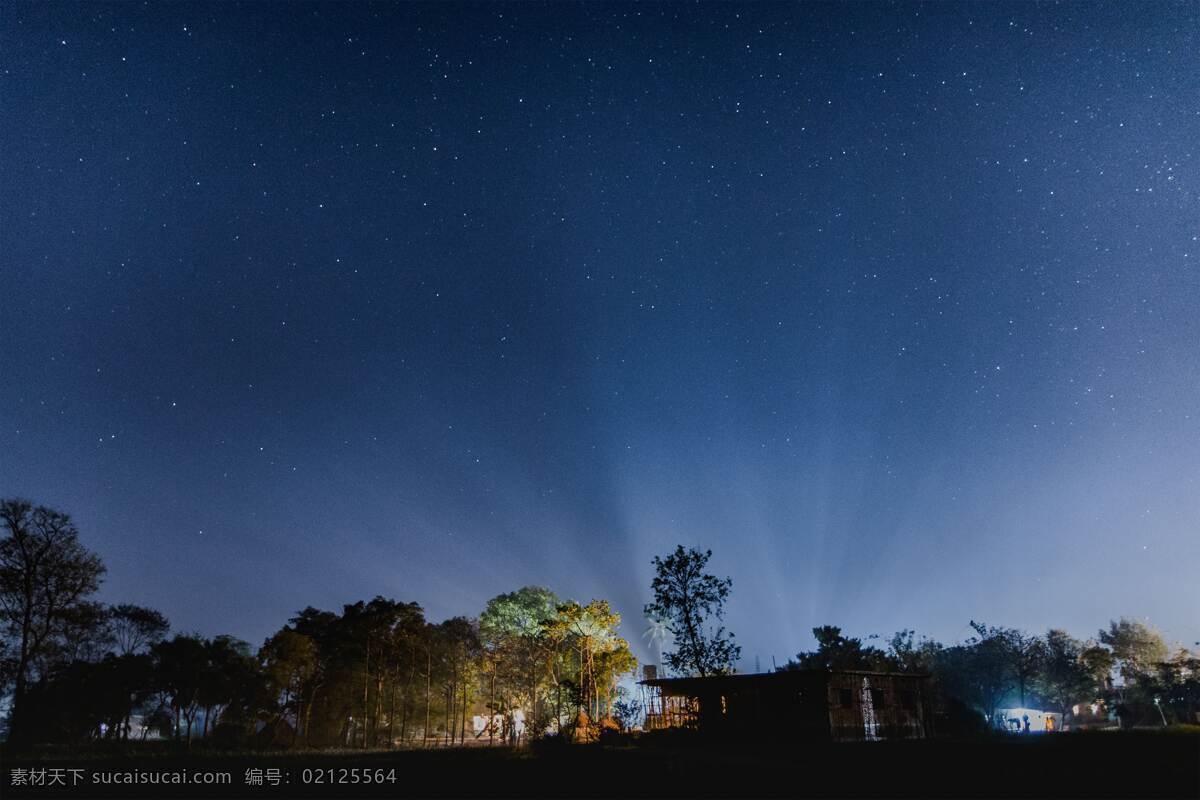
[0,499,106,746]
[1036,629,1097,725]
[280,600,428,748]
[1001,628,1046,708]
[933,623,1015,723]
[433,616,481,746]
[105,651,157,741]
[53,601,113,664]
[152,634,208,746]
[383,602,428,747]
[787,626,891,671]
[886,629,941,673]
[1098,618,1171,726]
[260,628,317,746]
[1099,618,1168,686]
[285,607,342,746]
[644,546,740,677]
[480,587,559,742]
[109,604,170,656]
[197,635,261,741]
[1150,648,1200,725]
[1080,644,1116,692]
[544,599,636,738]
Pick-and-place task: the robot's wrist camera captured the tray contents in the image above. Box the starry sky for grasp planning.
[2,2,1198,664]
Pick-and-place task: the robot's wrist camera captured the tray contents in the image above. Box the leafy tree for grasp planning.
[545,600,636,737]
[1098,618,1171,726]
[480,587,558,641]
[1001,628,1046,708]
[384,602,428,746]
[106,651,157,740]
[886,628,941,673]
[1036,629,1098,724]
[197,635,261,740]
[787,625,891,671]
[0,499,106,746]
[644,546,740,677]
[1149,648,1200,725]
[480,586,559,742]
[277,598,430,748]
[937,623,1015,722]
[152,634,208,746]
[287,606,345,745]
[343,597,420,747]
[1080,644,1116,690]
[260,628,317,745]
[434,616,481,745]
[1099,618,1168,686]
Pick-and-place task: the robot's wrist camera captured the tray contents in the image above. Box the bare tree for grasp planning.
[109,603,170,656]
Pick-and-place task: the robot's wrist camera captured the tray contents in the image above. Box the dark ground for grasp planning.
[2,731,1197,799]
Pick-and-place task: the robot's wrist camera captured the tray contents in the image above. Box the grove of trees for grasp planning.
[2,498,1197,751]
[0,499,638,750]
[782,619,1199,733]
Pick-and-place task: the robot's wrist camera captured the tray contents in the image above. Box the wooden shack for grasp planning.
[641,669,931,741]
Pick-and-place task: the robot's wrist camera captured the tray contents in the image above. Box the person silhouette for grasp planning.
[1022,714,1030,733]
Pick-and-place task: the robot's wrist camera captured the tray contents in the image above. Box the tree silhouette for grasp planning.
[109,604,169,657]
[0,499,106,747]
[151,634,207,746]
[644,546,740,677]
[786,625,891,671]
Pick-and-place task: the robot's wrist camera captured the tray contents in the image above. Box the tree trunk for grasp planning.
[362,639,371,748]
[388,676,397,748]
[424,649,432,747]
[374,674,384,748]
[292,692,301,748]
[303,688,316,747]
[6,610,34,748]
[460,681,469,743]
[401,670,411,744]
[489,670,496,746]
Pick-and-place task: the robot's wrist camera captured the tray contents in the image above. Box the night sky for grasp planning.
[2,2,1198,666]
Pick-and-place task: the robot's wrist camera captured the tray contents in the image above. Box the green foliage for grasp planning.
[1099,618,1169,684]
[1037,629,1099,717]
[480,586,559,741]
[480,586,559,641]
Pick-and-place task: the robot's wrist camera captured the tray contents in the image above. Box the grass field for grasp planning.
[2,730,1197,799]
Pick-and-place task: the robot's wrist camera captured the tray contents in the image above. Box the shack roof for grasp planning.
[640,669,930,694]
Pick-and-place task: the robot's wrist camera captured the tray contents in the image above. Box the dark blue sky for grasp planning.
[2,2,1197,664]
